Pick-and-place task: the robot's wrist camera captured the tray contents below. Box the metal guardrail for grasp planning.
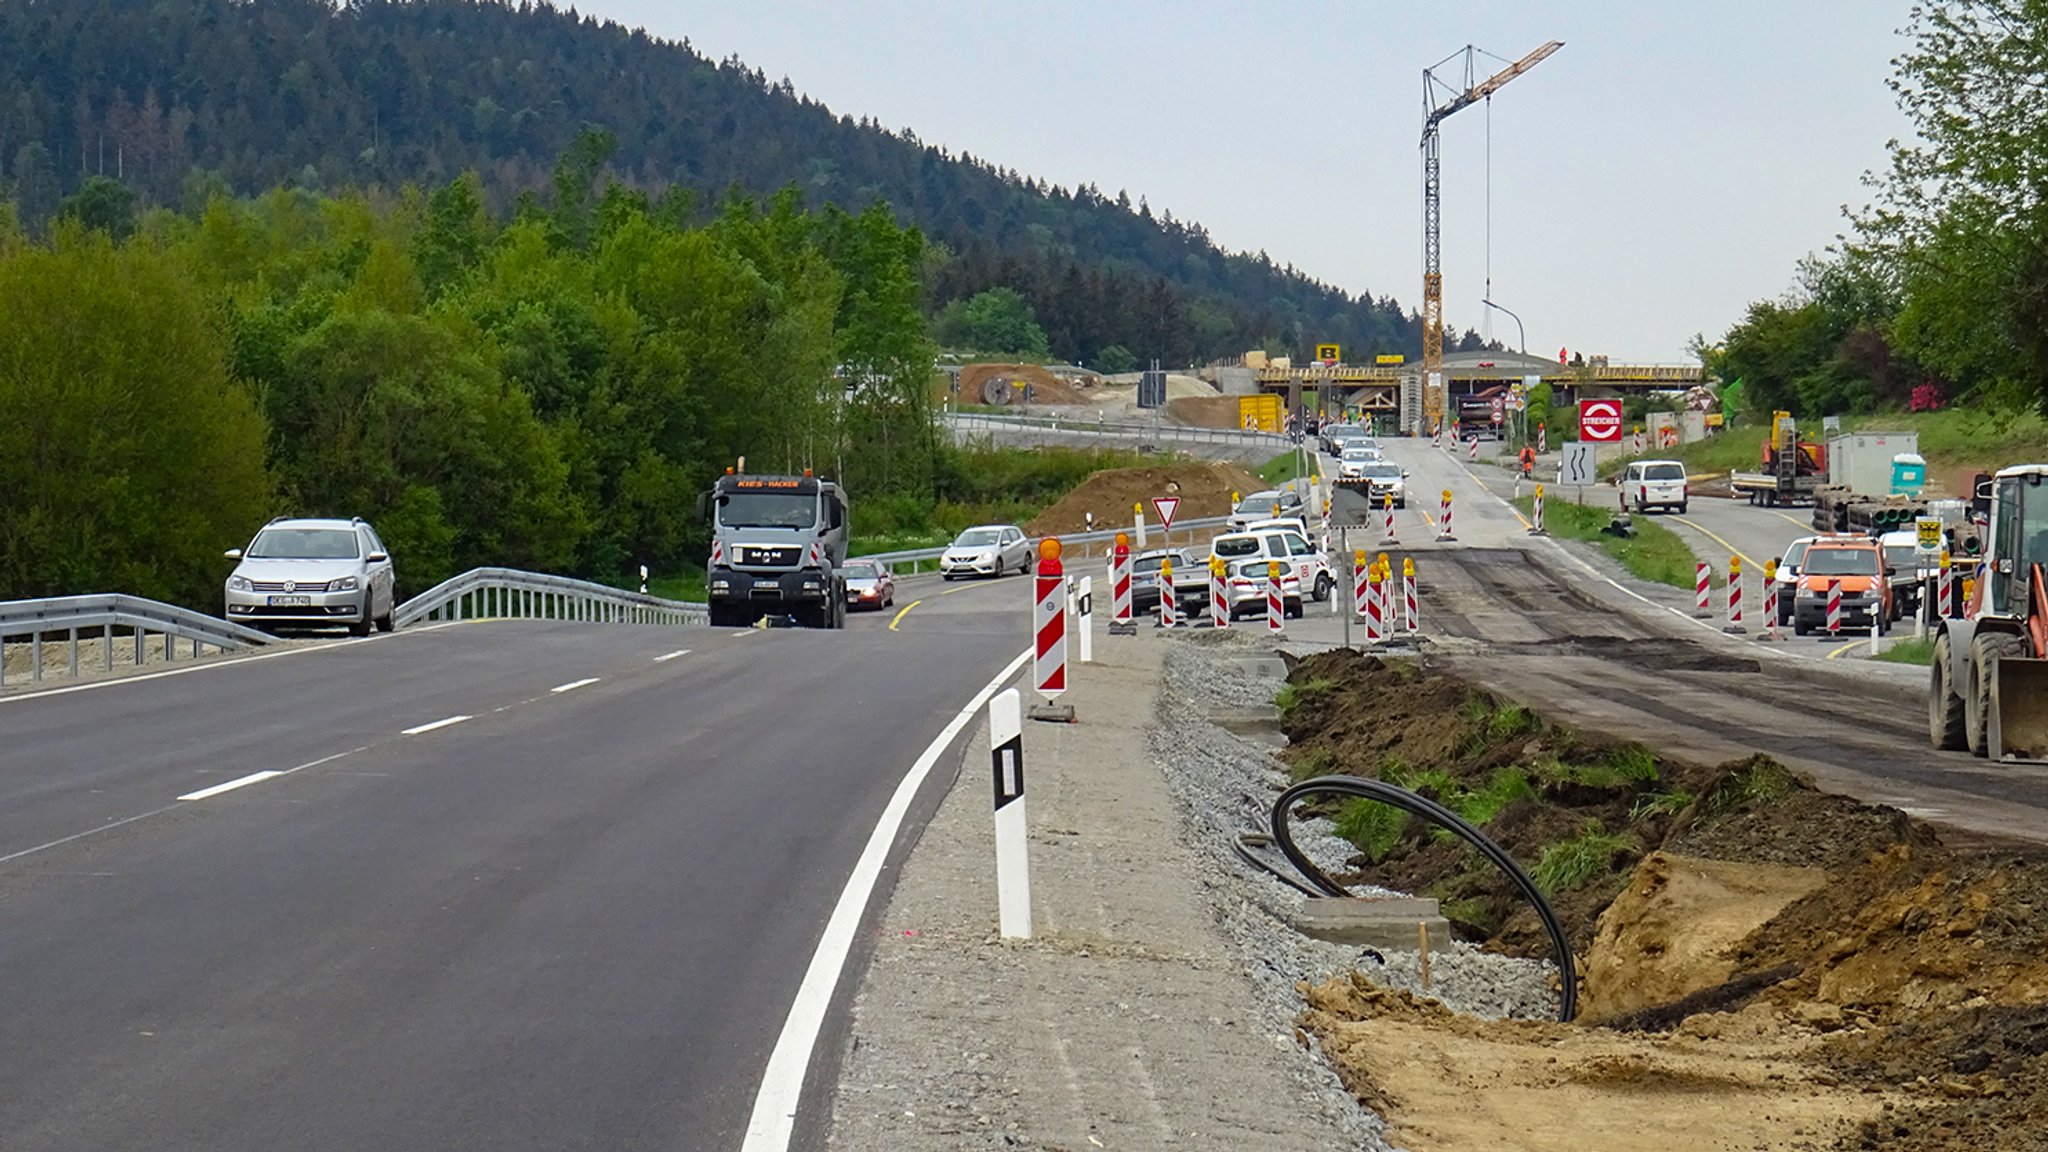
[945,411,1293,448]
[0,594,273,686]
[858,515,1240,574]
[393,567,708,630]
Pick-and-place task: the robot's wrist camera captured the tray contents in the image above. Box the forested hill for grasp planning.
[0,0,1455,364]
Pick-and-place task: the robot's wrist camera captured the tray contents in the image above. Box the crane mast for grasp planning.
[1420,41,1562,434]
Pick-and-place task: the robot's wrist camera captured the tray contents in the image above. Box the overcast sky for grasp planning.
[574,1,1911,363]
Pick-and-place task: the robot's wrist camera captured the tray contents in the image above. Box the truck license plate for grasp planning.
[267,595,312,607]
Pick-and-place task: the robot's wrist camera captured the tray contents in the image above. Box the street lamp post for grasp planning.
[1483,298,1529,445]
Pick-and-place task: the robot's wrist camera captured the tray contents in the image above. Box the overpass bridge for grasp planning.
[1251,360,1704,416]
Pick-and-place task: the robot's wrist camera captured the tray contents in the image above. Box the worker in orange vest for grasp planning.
[1518,444,1536,478]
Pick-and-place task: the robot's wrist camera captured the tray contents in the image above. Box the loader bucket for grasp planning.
[1991,657,2048,760]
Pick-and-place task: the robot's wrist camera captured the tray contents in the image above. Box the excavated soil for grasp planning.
[958,362,1090,406]
[1023,460,1263,537]
[1167,394,1244,429]
[1281,649,2048,1151]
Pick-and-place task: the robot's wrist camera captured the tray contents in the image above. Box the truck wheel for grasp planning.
[1794,619,1810,637]
[708,603,734,628]
[1678,502,1689,515]
[1966,632,2025,757]
[1930,632,1968,751]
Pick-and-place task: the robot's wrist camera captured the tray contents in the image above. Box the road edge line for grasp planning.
[740,645,1031,1152]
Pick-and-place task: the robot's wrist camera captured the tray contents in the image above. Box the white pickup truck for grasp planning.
[1205,528,1333,603]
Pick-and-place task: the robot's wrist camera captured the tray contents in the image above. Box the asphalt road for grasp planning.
[0,573,1028,1151]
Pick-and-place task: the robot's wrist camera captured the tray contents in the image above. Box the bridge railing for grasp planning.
[944,411,1292,447]
[0,594,273,686]
[393,568,708,630]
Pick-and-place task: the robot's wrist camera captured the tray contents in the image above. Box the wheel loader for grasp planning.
[1930,466,2048,759]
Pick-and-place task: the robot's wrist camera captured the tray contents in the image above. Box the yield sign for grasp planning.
[1152,496,1181,530]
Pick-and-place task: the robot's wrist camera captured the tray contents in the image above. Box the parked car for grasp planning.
[1793,539,1894,635]
[842,559,896,610]
[1229,489,1304,528]
[941,524,1032,579]
[1621,459,1689,514]
[224,516,396,636]
[1131,547,1195,614]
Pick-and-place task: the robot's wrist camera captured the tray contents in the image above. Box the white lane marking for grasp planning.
[550,677,601,694]
[0,807,176,866]
[0,620,467,707]
[654,649,691,663]
[177,770,284,802]
[741,646,1033,1152]
[401,715,472,736]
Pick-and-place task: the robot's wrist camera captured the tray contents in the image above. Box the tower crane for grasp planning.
[1420,40,1562,434]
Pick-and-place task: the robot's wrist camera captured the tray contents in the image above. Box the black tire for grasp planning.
[1678,502,1689,515]
[375,591,395,633]
[1966,632,2026,757]
[708,603,737,628]
[1930,632,1967,750]
[1313,573,1333,603]
[348,602,373,637]
[1794,618,1810,637]
[942,573,955,582]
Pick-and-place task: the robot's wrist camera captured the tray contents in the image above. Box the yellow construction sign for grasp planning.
[1315,343,1341,362]
[1376,354,1406,365]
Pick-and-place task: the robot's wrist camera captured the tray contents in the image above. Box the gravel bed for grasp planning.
[1143,634,1562,1141]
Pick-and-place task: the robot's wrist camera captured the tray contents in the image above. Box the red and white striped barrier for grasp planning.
[1353,550,1370,619]
[1633,429,1645,454]
[1694,563,1712,618]
[1158,558,1178,628]
[1724,556,1745,634]
[1034,540,1067,700]
[1529,483,1547,536]
[1826,577,1843,636]
[1468,437,1479,461]
[1267,561,1284,634]
[1110,535,1132,625]
[1382,492,1398,544]
[1402,557,1419,632]
[1210,557,1228,628]
[1365,563,1385,643]
[1762,559,1781,641]
[1436,489,1455,542]
[1537,424,1548,454]
[1938,552,1954,619]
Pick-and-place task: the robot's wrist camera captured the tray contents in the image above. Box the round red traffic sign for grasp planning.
[1578,399,1623,443]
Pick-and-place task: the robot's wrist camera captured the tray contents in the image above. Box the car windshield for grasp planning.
[843,562,877,578]
[720,492,816,529]
[1883,546,1918,571]
[1236,494,1280,514]
[1213,537,1263,558]
[1341,445,1378,458]
[1133,555,1171,574]
[1784,540,1813,571]
[953,529,1001,547]
[247,528,360,559]
[1360,463,1402,479]
[1805,548,1879,576]
[1643,464,1685,481]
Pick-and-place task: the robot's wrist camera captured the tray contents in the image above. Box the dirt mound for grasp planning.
[1280,649,2048,1150]
[959,362,1088,406]
[1167,395,1243,429]
[1024,461,1262,538]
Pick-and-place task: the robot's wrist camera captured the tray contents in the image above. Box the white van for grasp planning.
[1621,459,1688,514]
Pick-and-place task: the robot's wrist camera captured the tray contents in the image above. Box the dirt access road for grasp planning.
[1295,438,2047,848]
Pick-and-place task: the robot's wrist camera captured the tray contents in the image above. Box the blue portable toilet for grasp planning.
[1890,452,1927,496]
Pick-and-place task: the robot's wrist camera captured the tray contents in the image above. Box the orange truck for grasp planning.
[1792,539,1894,636]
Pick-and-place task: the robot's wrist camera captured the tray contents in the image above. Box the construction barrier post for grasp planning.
[1694,562,1712,618]
[1353,549,1370,620]
[1468,437,1479,462]
[1529,483,1548,536]
[1826,577,1843,637]
[1078,575,1094,663]
[1403,557,1419,633]
[989,688,1032,938]
[1031,539,1071,720]
[1109,533,1133,632]
[1267,561,1284,635]
[1724,555,1746,634]
[1761,558,1781,641]
[1158,557,1177,629]
[1436,489,1456,542]
[1367,561,1387,644]
[1210,556,1228,628]
[1939,550,1954,620]
[1383,490,1398,544]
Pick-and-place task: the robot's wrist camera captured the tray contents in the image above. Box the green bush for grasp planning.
[1333,798,1410,863]
[1531,822,1638,894]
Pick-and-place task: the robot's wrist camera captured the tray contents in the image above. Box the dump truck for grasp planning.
[1730,411,1826,506]
[700,470,848,629]
[1929,465,2048,759]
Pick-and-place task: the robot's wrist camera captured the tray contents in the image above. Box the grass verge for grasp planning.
[1258,449,1319,486]
[1874,635,1937,666]
[1514,495,1699,589]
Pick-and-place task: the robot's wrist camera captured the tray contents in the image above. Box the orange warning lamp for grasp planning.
[1039,537,1062,562]
[1114,531,1129,550]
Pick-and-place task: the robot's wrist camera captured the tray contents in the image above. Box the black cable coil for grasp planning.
[1269,775,1578,1022]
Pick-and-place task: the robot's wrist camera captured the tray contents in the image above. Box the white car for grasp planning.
[941,524,1031,579]
[1229,489,1304,529]
[1337,444,1384,478]
[1225,557,1304,619]
[1622,460,1688,514]
[1210,528,1333,602]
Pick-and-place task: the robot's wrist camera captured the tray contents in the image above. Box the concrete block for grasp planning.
[1290,896,1453,950]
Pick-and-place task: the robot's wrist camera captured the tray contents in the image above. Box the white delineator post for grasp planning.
[1403,557,1419,633]
[1078,575,1094,663]
[1267,561,1284,635]
[1436,489,1455,542]
[1133,502,1147,549]
[1694,563,1712,618]
[988,688,1031,939]
[1033,540,1067,702]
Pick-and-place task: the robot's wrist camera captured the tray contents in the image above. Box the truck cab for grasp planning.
[702,472,848,629]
